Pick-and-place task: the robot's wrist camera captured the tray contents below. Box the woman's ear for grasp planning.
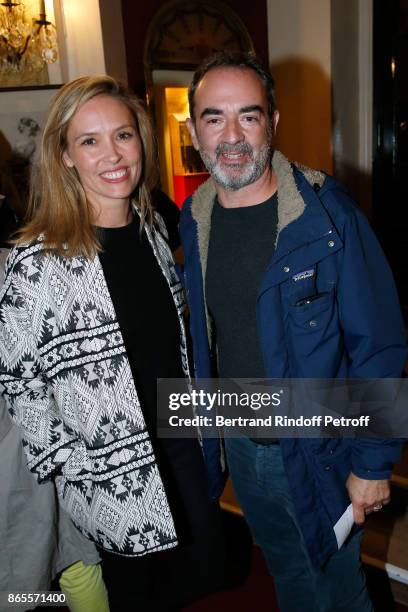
[62,150,74,168]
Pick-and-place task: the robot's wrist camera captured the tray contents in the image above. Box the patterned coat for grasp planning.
[0,211,190,556]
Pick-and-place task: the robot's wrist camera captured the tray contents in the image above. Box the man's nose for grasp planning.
[222,118,244,143]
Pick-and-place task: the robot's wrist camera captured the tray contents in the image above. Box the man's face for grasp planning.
[187,67,278,191]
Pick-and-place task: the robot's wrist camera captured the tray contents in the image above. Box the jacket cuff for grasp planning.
[351,439,404,481]
[350,465,394,480]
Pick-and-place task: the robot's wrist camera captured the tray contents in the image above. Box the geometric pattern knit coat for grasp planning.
[0,210,190,556]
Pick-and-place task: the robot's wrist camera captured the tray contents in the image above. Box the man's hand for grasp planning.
[346,472,391,525]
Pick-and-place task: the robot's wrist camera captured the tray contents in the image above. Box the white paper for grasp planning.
[333,503,355,549]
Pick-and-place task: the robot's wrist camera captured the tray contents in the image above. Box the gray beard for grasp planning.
[199,141,272,191]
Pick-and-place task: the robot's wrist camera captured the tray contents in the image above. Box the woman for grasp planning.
[0,76,224,610]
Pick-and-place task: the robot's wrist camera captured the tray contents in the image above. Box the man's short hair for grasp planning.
[188,51,276,121]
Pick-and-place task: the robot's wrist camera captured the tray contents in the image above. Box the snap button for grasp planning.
[309,320,317,327]
[328,240,335,247]
[325,465,331,471]
[283,266,290,273]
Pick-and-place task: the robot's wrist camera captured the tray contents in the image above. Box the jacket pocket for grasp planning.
[290,290,334,322]
[287,289,343,376]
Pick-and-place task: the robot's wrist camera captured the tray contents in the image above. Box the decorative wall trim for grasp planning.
[358,0,373,174]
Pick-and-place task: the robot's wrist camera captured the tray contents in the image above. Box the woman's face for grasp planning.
[62,95,142,221]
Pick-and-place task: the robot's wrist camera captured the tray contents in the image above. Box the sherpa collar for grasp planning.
[189,150,325,346]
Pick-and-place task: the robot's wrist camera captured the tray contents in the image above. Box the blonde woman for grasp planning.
[0,76,224,610]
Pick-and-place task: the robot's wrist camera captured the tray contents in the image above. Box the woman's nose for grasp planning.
[103,138,122,162]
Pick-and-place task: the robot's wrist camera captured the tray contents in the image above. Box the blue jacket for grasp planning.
[180,150,407,568]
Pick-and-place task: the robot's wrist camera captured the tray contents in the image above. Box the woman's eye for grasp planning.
[118,131,133,140]
[81,137,96,146]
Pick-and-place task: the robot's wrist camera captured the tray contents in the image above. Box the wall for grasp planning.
[331,0,372,215]
[55,0,127,83]
[267,0,332,173]
[99,0,128,84]
[57,0,106,80]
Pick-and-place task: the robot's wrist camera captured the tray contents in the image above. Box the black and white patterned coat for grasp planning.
[0,211,190,556]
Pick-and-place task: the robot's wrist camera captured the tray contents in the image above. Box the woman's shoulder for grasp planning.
[5,240,45,269]
[0,240,61,296]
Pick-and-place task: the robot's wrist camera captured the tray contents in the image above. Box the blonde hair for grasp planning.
[17,76,158,258]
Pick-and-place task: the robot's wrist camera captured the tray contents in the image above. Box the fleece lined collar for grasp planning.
[190,150,325,282]
[189,150,325,343]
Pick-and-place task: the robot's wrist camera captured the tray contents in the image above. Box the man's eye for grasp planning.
[207,118,221,125]
[242,115,258,123]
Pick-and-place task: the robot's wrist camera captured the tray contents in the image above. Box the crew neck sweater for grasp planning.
[98,216,183,437]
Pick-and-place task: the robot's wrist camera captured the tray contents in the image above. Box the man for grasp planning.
[179,52,406,611]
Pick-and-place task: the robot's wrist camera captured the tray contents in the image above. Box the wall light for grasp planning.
[0,0,58,75]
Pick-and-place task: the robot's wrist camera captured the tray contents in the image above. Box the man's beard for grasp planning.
[198,139,272,191]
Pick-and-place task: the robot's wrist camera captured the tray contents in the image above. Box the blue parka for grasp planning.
[179,150,407,568]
